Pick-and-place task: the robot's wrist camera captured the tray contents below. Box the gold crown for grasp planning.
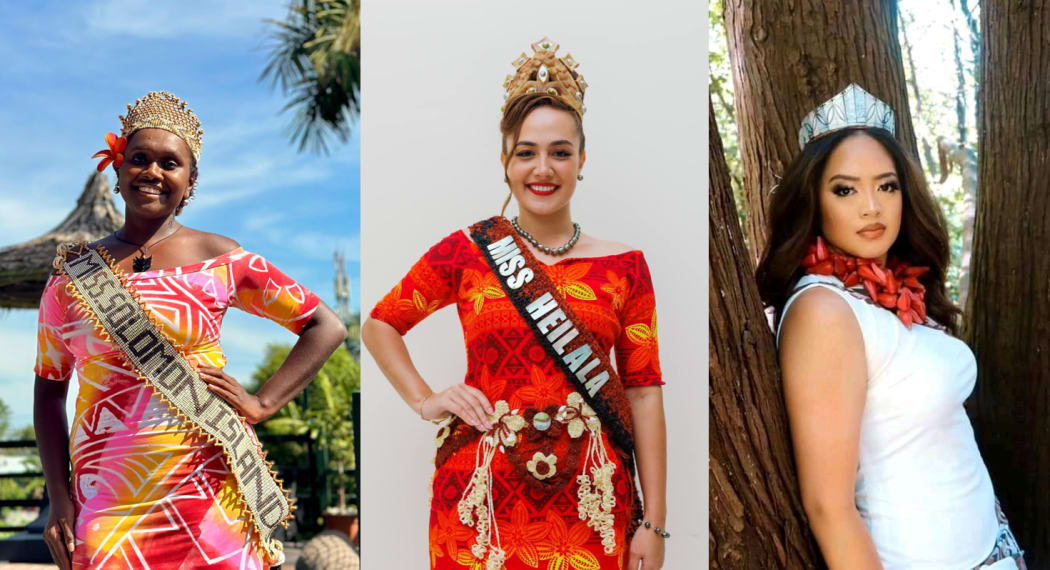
[502,37,587,116]
[119,91,204,161]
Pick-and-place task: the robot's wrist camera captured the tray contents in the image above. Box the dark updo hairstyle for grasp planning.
[754,127,961,334]
[498,93,585,215]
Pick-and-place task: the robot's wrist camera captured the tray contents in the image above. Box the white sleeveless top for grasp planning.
[779,274,999,569]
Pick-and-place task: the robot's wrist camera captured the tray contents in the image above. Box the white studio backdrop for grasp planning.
[360,1,708,566]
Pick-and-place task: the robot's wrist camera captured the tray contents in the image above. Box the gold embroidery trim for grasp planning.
[55,242,292,564]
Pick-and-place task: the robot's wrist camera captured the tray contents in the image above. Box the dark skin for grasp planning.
[34,128,347,568]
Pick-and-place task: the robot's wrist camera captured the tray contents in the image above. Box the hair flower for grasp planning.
[92,132,126,172]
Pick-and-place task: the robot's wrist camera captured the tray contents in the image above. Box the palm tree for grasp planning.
[261,0,360,154]
[253,344,360,512]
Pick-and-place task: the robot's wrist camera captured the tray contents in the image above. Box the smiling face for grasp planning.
[501,105,585,217]
[115,128,197,220]
[818,132,903,262]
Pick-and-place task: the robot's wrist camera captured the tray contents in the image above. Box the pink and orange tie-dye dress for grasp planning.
[370,230,663,569]
[35,248,319,570]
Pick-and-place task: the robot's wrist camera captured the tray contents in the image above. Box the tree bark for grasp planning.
[967,0,1050,565]
[709,99,822,569]
[900,10,938,180]
[950,2,969,145]
[723,0,918,259]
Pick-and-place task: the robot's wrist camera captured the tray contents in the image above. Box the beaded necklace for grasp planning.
[801,236,931,328]
[510,216,581,256]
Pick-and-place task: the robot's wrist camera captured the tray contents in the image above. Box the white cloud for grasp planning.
[192,163,333,208]
[0,197,69,245]
[204,111,285,148]
[0,169,110,245]
[242,212,287,232]
[288,232,360,262]
[241,222,360,263]
[0,311,47,429]
[216,310,302,387]
[81,0,289,40]
[187,108,355,207]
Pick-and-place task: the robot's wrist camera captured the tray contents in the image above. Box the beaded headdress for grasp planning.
[798,84,894,149]
[502,37,587,117]
[120,91,204,161]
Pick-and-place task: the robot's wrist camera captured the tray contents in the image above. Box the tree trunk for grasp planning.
[709,99,822,569]
[950,3,969,145]
[967,0,1050,565]
[948,0,980,309]
[958,0,981,106]
[900,11,939,180]
[724,0,918,259]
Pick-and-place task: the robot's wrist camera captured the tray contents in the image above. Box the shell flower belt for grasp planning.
[438,391,617,569]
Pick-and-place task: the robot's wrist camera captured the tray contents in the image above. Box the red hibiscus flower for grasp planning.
[92,132,126,172]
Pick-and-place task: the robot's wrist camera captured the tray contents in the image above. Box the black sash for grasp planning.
[469,216,642,527]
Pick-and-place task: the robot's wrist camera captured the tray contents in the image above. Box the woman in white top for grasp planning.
[754,85,1024,569]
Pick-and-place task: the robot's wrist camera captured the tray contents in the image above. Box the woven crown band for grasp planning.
[502,37,588,117]
[120,91,204,161]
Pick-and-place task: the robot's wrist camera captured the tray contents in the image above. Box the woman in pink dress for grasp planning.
[34,92,347,569]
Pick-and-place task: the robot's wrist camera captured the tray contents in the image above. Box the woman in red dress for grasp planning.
[363,38,668,570]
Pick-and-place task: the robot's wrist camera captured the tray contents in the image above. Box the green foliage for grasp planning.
[343,311,361,359]
[711,0,980,303]
[251,343,359,511]
[0,465,44,539]
[12,425,34,441]
[261,0,361,154]
[0,399,43,535]
[0,399,10,439]
[898,1,981,304]
[708,0,747,244]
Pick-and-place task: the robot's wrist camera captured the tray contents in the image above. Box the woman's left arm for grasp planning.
[201,302,347,423]
[626,385,667,570]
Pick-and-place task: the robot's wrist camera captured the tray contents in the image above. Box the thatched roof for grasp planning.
[0,172,123,308]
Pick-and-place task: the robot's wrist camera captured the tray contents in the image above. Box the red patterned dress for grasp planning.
[35,248,319,569]
[371,229,662,569]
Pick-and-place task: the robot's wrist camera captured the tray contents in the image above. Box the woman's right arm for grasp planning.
[34,375,74,570]
[361,318,492,431]
[34,274,77,570]
[778,288,883,570]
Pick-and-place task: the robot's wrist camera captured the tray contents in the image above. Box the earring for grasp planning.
[577,173,584,181]
[176,185,196,215]
[113,182,120,194]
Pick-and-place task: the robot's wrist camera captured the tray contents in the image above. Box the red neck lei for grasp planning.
[800,236,930,328]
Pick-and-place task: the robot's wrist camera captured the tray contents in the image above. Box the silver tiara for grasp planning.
[798,83,895,148]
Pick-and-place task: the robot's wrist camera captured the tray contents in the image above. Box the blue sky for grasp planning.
[0,1,360,430]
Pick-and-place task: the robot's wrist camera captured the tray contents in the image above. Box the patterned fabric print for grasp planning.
[35,248,319,570]
[371,230,662,569]
[974,501,1026,570]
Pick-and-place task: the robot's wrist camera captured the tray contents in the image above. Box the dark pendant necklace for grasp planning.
[133,256,152,273]
[113,224,183,272]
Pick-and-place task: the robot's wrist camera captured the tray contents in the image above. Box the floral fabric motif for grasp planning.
[35,248,319,569]
[372,229,662,569]
[974,501,1025,570]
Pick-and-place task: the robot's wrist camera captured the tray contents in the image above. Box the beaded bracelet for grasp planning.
[636,519,671,539]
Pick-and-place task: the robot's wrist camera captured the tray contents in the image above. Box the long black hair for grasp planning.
[755,127,960,334]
